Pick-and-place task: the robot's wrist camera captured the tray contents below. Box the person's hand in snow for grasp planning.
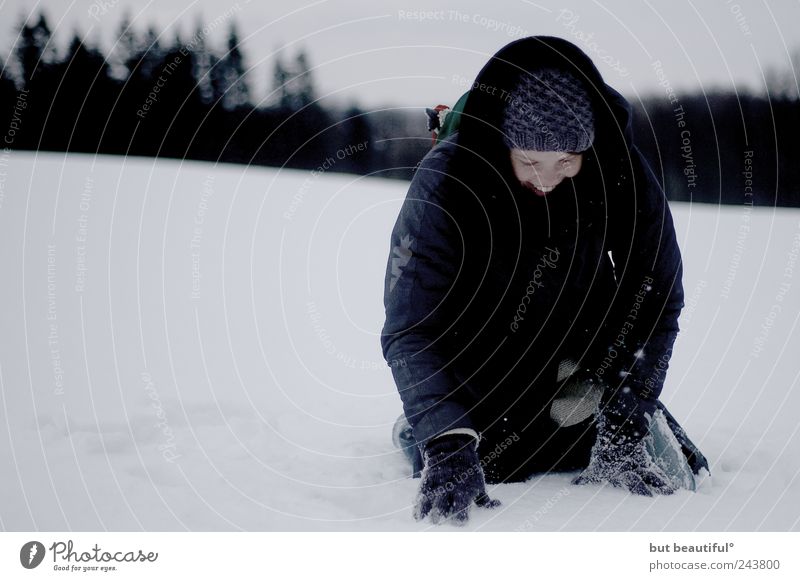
[573,387,677,496]
[573,432,676,496]
[413,434,501,525]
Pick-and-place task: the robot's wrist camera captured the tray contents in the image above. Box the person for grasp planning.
[380,36,709,526]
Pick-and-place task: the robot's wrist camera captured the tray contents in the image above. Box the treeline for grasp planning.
[630,91,800,207]
[0,12,430,180]
[0,11,798,205]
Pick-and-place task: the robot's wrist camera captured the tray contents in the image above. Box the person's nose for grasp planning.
[533,164,564,186]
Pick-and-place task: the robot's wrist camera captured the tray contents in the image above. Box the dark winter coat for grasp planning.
[380,36,684,481]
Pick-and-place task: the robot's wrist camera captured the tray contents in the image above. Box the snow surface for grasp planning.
[1,151,798,531]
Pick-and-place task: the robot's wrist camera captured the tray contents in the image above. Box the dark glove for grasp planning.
[573,385,676,496]
[413,434,501,525]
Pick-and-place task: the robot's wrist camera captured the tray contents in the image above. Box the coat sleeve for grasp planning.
[380,152,477,447]
[597,144,685,409]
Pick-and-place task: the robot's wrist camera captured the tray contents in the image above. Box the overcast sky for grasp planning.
[1,0,798,109]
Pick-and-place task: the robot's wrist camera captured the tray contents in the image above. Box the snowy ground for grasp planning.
[0,151,798,531]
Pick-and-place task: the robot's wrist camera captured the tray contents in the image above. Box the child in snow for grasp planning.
[381,36,709,525]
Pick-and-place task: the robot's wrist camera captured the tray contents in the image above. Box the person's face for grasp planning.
[509,149,583,196]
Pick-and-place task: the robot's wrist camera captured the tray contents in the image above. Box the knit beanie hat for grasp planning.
[500,67,595,152]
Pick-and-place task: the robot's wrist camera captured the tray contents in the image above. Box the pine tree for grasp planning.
[764,46,800,101]
[271,49,290,110]
[294,48,316,108]
[139,25,164,79]
[112,12,140,81]
[191,18,215,104]
[14,11,56,85]
[220,22,249,110]
[47,33,113,152]
[339,103,373,173]
[270,48,321,111]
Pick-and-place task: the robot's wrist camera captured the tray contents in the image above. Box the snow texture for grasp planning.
[0,152,799,530]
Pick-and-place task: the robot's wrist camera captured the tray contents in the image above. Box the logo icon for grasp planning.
[20,541,46,569]
[389,233,414,292]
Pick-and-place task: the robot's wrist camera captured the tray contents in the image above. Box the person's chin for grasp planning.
[523,182,557,196]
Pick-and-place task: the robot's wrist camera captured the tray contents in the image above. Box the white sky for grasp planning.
[1,0,798,109]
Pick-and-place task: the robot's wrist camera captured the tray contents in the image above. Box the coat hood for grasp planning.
[454,36,635,192]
